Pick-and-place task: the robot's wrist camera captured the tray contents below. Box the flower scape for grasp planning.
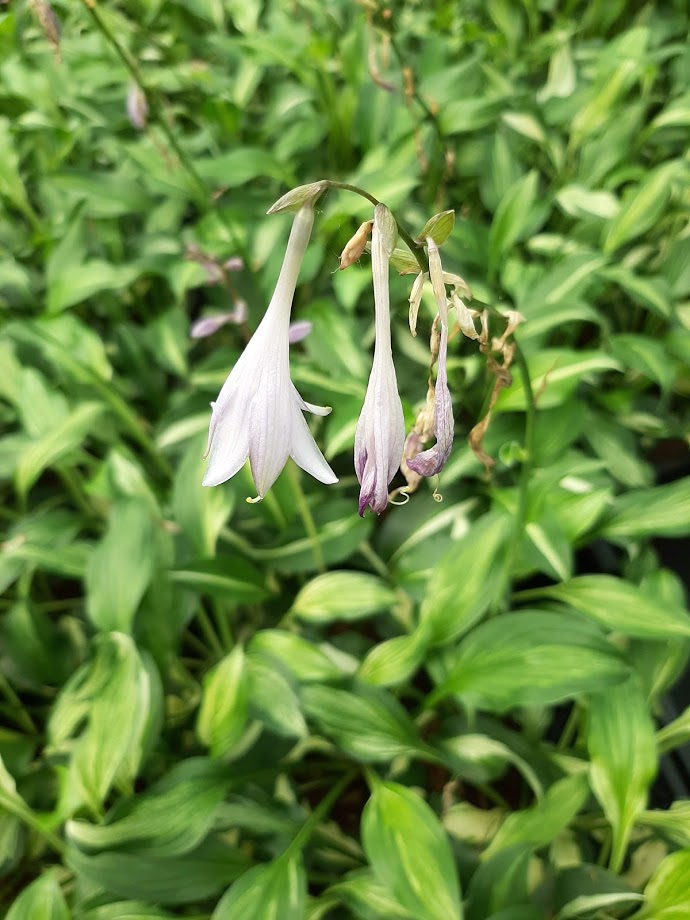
[203,181,518,515]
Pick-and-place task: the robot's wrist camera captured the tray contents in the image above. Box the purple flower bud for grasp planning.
[288,320,313,344]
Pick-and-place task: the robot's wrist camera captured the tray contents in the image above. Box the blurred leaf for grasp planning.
[428,611,628,712]
[483,773,589,859]
[302,684,427,762]
[5,871,69,920]
[169,556,268,604]
[197,645,250,758]
[212,855,306,920]
[67,837,248,905]
[588,679,657,873]
[496,351,621,412]
[249,630,354,682]
[291,571,397,624]
[86,499,158,634]
[246,656,307,738]
[16,402,104,496]
[421,513,511,645]
[534,575,690,639]
[362,778,462,920]
[599,478,690,539]
[602,161,684,253]
[639,850,690,916]
[329,869,417,920]
[67,758,231,858]
[488,171,539,270]
[358,626,430,688]
[47,260,141,313]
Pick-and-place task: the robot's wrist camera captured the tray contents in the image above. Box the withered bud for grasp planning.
[408,271,426,336]
[339,220,373,270]
[32,0,61,60]
[451,292,479,341]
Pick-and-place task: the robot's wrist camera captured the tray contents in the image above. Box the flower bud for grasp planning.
[415,210,455,245]
[267,181,329,214]
[339,220,373,270]
[126,82,148,130]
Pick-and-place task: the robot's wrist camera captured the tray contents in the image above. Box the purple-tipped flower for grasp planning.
[203,204,337,498]
[407,237,454,477]
[354,204,405,516]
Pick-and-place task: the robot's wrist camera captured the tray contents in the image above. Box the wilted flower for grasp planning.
[203,203,337,498]
[354,204,405,516]
[407,237,454,478]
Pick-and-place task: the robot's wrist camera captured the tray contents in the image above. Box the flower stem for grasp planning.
[287,462,325,573]
[283,769,358,859]
[0,671,37,734]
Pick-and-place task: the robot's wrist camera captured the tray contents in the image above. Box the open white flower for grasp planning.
[202,204,337,498]
[355,204,405,516]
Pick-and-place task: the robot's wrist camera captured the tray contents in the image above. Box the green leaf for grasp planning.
[358,627,430,688]
[362,779,462,920]
[15,402,104,496]
[196,148,292,186]
[641,850,690,917]
[488,170,539,270]
[249,630,353,683]
[587,679,657,872]
[47,260,141,313]
[609,334,676,392]
[556,184,620,220]
[67,838,247,905]
[5,871,69,920]
[534,575,690,639]
[602,161,683,253]
[421,513,511,645]
[48,634,161,814]
[415,210,455,245]
[66,758,231,858]
[246,656,307,738]
[169,557,268,604]
[86,500,157,634]
[329,869,417,919]
[197,645,250,758]
[599,265,673,318]
[483,773,589,860]
[599,478,690,539]
[301,684,426,762]
[290,571,397,624]
[428,611,628,712]
[212,855,306,920]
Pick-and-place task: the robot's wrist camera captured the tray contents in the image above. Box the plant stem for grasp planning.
[0,789,65,856]
[284,769,358,859]
[195,605,225,660]
[79,0,208,205]
[0,671,37,734]
[287,462,325,573]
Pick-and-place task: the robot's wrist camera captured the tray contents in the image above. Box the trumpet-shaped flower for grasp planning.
[407,237,454,478]
[202,204,337,497]
[355,205,405,516]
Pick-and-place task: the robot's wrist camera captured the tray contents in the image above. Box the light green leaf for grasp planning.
[301,684,426,762]
[534,575,690,639]
[16,402,104,496]
[640,850,690,917]
[86,500,157,634]
[329,869,417,919]
[588,679,657,872]
[291,571,397,624]
[556,184,620,220]
[249,630,354,683]
[358,627,430,688]
[212,855,306,920]
[609,334,676,392]
[602,161,683,254]
[421,513,511,645]
[169,557,268,604]
[197,645,250,758]
[599,478,690,540]
[5,871,69,920]
[47,261,141,313]
[246,656,307,738]
[496,350,621,412]
[483,773,589,859]
[428,611,628,712]
[488,171,539,269]
[362,779,462,920]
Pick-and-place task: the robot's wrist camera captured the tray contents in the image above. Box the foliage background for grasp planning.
[1,0,690,917]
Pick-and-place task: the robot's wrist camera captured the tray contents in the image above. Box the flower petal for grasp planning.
[290,403,338,484]
[292,383,332,417]
[407,321,454,477]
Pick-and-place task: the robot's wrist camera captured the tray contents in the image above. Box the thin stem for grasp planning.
[287,462,325,573]
[284,769,358,859]
[79,0,208,204]
[211,599,234,651]
[0,790,65,856]
[195,605,225,660]
[325,181,428,273]
[0,671,37,734]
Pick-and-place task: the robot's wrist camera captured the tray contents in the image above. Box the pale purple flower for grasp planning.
[190,300,248,338]
[287,320,313,344]
[407,237,454,477]
[354,205,405,516]
[126,83,148,130]
[203,205,337,497]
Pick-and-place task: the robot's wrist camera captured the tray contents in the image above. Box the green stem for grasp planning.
[195,605,225,660]
[79,0,208,204]
[284,769,358,859]
[287,462,325,573]
[325,181,428,273]
[0,671,37,734]
[211,599,234,651]
[0,790,65,856]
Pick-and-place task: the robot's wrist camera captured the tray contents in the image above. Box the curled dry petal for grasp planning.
[340,220,373,270]
[203,205,337,497]
[355,204,405,516]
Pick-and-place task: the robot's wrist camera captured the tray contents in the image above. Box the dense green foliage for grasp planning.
[2,0,690,917]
